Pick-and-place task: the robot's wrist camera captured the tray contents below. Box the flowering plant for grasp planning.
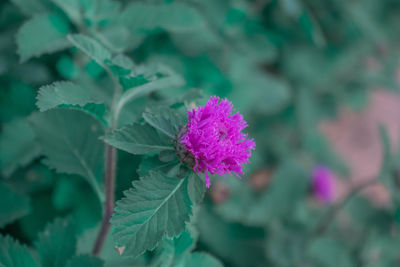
[1,0,400,266]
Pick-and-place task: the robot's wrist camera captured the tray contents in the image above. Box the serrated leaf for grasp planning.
[29,109,105,201]
[36,81,105,111]
[65,255,104,267]
[35,218,76,267]
[187,173,206,204]
[17,14,70,62]
[0,235,38,267]
[111,171,194,257]
[120,2,205,34]
[104,123,173,155]
[137,156,179,177]
[177,252,223,267]
[67,34,111,67]
[117,65,185,106]
[152,230,197,267]
[143,107,183,138]
[0,182,30,228]
[0,118,41,177]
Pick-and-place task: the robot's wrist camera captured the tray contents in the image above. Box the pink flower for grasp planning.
[180,96,255,187]
[312,166,335,204]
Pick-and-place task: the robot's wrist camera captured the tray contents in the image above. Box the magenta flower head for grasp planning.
[312,165,335,204]
[179,96,255,187]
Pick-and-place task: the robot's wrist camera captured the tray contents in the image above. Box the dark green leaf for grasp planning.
[65,255,104,267]
[143,107,183,138]
[0,118,40,177]
[178,252,223,267]
[111,171,194,257]
[0,182,30,228]
[29,109,105,201]
[35,218,76,267]
[0,235,38,267]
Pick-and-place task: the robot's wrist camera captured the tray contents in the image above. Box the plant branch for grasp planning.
[92,144,116,254]
[92,66,121,255]
[313,177,380,236]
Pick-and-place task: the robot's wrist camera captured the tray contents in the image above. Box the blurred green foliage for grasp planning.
[1,0,400,266]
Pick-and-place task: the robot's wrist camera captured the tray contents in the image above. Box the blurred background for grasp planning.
[1,0,400,266]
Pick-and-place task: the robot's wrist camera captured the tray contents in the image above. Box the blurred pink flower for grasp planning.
[180,96,255,187]
[312,165,335,204]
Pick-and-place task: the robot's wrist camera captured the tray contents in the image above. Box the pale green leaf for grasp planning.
[0,235,38,267]
[29,109,105,201]
[103,123,173,155]
[65,255,104,267]
[35,218,76,267]
[120,2,205,34]
[143,107,183,138]
[17,14,70,62]
[67,34,111,67]
[36,81,105,111]
[0,118,40,177]
[111,171,194,257]
[0,182,30,228]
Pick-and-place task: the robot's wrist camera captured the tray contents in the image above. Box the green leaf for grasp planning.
[29,109,105,201]
[116,66,185,110]
[36,81,105,112]
[307,237,353,267]
[103,123,173,155]
[67,34,111,67]
[215,160,309,226]
[120,2,205,34]
[111,171,195,257]
[65,255,104,267]
[0,235,38,267]
[35,218,76,267]
[137,156,179,177]
[0,118,41,177]
[152,230,197,267]
[265,223,308,266]
[0,182,30,228]
[10,0,49,16]
[51,0,82,26]
[196,207,266,266]
[187,173,206,205]
[178,252,223,267]
[17,14,70,62]
[143,107,183,138]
